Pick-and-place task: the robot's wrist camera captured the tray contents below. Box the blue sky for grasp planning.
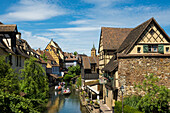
[0,0,170,55]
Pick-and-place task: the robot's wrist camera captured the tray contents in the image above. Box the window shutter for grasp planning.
[143,45,148,53]
[158,45,164,54]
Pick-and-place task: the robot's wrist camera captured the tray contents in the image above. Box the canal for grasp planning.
[45,86,87,113]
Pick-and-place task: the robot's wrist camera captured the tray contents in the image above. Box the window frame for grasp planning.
[137,47,141,53]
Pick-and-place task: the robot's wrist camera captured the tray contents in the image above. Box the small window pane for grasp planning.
[166,47,169,52]
[148,45,152,52]
[153,45,158,52]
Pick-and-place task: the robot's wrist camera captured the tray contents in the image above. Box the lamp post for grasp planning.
[120,85,124,113]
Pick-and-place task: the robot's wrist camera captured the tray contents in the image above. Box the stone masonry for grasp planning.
[117,57,170,98]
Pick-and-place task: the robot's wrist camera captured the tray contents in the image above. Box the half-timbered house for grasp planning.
[99,17,170,109]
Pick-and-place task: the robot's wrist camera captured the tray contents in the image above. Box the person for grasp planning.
[55,86,58,90]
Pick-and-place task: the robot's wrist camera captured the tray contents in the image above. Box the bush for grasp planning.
[124,95,142,109]
[135,74,170,113]
[114,101,143,113]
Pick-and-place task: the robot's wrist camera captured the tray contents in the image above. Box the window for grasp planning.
[50,49,52,51]
[144,45,164,53]
[148,45,158,52]
[137,47,141,53]
[46,49,49,51]
[153,45,158,52]
[166,47,169,52]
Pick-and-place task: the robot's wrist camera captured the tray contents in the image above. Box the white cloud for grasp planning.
[49,27,100,32]
[20,30,50,49]
[0,0,66,22]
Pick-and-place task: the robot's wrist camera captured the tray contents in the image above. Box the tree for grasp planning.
[20,56,49,100]
[0,56,46,113]
[0,56,19,94]
[40,53,47,61]
[64,65,81,82]
[135,74,169,113]
[76,75,82,88]
[73,51,78,56]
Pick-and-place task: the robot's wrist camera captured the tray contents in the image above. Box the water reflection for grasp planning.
[46,86,87,113]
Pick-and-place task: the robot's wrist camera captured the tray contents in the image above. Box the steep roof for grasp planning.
[99,27,133,51]
[0,24,17,32]
[82,56,99,69]
[118,18,153,53]
[82,56,91,69]
[102,57,118,72]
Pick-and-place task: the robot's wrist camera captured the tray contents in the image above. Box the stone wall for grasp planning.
[118,57,170,98]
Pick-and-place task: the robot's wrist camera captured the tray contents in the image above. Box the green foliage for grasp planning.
[64,65,81,82]
[0,56,49,112]
[63,74,73,81]
[20,57,49,100]
[114,101,143,113]
[73,51,78,56]
[135,74,169,113]
[68,65,81,76]
[40,53,47,61]
[76,75,82,88]
[0,91,46,113]
[0,56,19,94]
[124,95,142,109]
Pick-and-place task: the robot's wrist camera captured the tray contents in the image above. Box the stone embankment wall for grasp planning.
[118,57,170,98]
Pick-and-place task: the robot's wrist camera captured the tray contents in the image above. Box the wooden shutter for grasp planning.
[158,45,164,54]
[143,45,148,53]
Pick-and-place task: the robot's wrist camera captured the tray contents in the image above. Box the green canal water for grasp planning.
[45,86,87,113]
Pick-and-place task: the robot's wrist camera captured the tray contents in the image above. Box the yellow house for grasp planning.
[45,39,64,69]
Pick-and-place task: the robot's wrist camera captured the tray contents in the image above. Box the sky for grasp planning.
[0,0,170,55]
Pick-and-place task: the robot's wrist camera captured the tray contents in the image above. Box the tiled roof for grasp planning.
[82,56,91,69]
[16,46,29,58]
[82,56,99,69]
[100,27,133,51]
[118,18,153,53]
[64,52,78,61]
[38,50,59,66]
[102,57,118,72]
[0,24,17,32]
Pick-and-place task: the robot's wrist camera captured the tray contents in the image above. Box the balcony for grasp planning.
[82,73,99,80]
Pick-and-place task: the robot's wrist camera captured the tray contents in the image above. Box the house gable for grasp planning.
[122,18,170,55]
[138,21,169,44]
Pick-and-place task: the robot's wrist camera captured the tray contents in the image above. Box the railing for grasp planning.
[82,73,99,80]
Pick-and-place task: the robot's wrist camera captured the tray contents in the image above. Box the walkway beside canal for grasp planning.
[100,101,112,113]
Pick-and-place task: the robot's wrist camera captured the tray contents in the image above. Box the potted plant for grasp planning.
[86,97,89,102]
[93,100,100,108]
